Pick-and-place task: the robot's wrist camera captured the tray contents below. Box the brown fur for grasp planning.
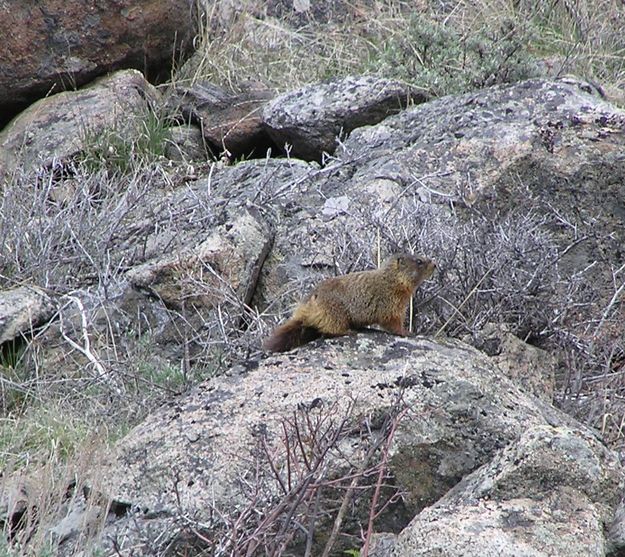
[263,253,436,352]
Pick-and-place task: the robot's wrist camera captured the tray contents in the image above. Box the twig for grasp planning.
[592,278,625,343]
[304,478,324,557]
[320,441,378,557]
[59,295,122,394]
[435,262,497,337]
[320,404,405,557]
[361,408,407,557]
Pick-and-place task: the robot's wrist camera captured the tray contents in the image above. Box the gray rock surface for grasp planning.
[262,75,427,160]
[0,70,160,177]
[390,425,622,556]
[608,498,625,552]
[466,323,556,401]
[48,500,104,545]
[126,210,272,310]
[340,77,624,237]
[0,286,56,344]
[90,334,615,555]
[164,125,208,162]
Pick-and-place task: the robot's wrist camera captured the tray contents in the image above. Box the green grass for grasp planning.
[366,13,540,96]
[0,540,59,557]
[0,404,91,469]
[79,108,171,174]
[135,360,187,391]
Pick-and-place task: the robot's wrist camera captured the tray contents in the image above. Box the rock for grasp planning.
[607,498,625,553]
[466,324,556,401]
[367,533,399,556]
[91,334,615,554]
[48,500,103,544]
[0,286,56,344]
[262,75,427,160]
[340,78,625,233]
[0,0,195,127]
[126,210,272,310]
[163,125,208,162]
[390,425,622,556]
[164,81,276,159]
[392,491,605,557]
[0,70,160,176]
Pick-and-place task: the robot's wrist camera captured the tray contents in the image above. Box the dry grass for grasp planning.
[178,0,625,101]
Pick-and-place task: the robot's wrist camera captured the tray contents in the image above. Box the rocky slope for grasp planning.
[1,69,625,555]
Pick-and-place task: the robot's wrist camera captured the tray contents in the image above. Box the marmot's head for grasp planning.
[385,253,436,286]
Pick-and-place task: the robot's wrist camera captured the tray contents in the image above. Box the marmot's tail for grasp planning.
[263,318,320,352]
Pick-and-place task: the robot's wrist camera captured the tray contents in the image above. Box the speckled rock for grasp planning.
[466,323,556,402]
[164,125,208,162]
[90,333,613,555]
[262,75,427,160]
[390,425,622,556]
[340,77,625,231]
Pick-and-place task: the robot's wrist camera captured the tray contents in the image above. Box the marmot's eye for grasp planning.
[415,257,424,265]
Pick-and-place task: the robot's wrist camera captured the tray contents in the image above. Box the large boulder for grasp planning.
[0,0,195,128]
[0,286,56,345]
[0,69,159,177]
[390,424,622,556]
[85,334,623,555]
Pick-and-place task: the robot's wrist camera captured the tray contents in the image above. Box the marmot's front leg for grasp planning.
[380,316,409,336]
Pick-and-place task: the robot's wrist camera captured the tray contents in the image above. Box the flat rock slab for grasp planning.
[262,75,427,160]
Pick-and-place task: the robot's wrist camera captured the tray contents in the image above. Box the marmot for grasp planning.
[263,253,436,352]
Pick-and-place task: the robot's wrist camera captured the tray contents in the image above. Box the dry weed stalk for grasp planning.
[151,397,410,556]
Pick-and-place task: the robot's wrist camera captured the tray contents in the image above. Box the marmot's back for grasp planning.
[263,254,436,352]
